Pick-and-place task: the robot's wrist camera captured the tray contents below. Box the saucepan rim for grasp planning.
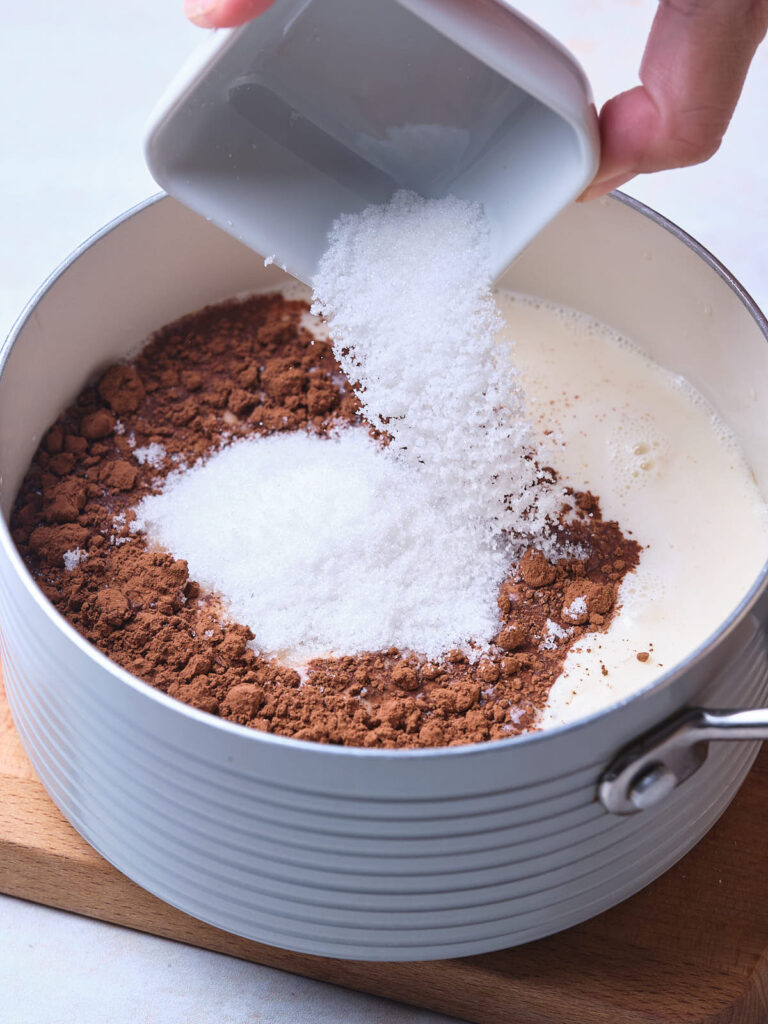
[1,190,766,760]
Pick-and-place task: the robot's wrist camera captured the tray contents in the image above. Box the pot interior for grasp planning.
[2,192,767,542]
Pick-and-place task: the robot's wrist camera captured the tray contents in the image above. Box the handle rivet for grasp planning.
[629,763,678,810]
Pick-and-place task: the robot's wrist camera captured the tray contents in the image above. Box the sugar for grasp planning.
[563,596,587,620]
[134,428,508,660]
[62,548,86,572]
[135,191,562,660]
[541,618,571,651]
[264,254,287,271]
[133,443,165,468]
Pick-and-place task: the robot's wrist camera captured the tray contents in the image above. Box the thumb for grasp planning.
[581,0,768,201]
[184,0,276,29]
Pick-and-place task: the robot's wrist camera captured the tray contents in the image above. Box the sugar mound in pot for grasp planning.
[136,428,519,659]
[134,191,562,659]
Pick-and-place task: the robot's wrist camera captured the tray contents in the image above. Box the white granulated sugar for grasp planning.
[133,443,165,468]
[563,596,587,620]
[134,429,508,660]
[541,618,571,651]
[264,254,287,271]
[62,548,86,572]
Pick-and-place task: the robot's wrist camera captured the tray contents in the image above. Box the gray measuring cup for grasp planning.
[145,0,599,285]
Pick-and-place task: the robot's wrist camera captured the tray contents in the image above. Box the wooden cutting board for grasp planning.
[2,660,767,1024]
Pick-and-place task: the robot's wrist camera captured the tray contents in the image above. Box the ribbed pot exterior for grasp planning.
[1,194,767,960]
[2,543,766,959]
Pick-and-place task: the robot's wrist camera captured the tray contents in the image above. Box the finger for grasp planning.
[578,169,636,204]
[582,0,768,200]
[579,87,664,201]
[184,0,276,29]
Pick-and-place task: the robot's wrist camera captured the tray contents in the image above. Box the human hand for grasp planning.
[183,0,275,28]
[581,0,768,200]
[183,0,768,200]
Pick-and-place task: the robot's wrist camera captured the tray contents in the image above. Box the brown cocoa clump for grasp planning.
[562,578,616,625]
[43,479,87,523]
[221,683,264,721]
[95,588,130,627]
[98,364,145,414]
[496,625,525,652]
[29,523,91,566]
[520,549,557,588]
[11,293,641,748]
[80,409,116,440]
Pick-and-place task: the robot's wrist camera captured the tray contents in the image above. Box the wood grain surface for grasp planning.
[2,660,767,1024]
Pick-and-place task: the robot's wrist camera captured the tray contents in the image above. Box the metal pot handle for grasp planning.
[598,707,768,814]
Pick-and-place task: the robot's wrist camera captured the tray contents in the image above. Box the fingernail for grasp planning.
[183,0,219,28]
[577,171,635,203]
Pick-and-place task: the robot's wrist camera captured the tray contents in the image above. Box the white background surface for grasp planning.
[2,2,767,1022]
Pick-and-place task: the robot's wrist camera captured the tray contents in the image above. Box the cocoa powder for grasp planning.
[11,293,640,748]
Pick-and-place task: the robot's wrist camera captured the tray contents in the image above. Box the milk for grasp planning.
[494,291,768,727]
